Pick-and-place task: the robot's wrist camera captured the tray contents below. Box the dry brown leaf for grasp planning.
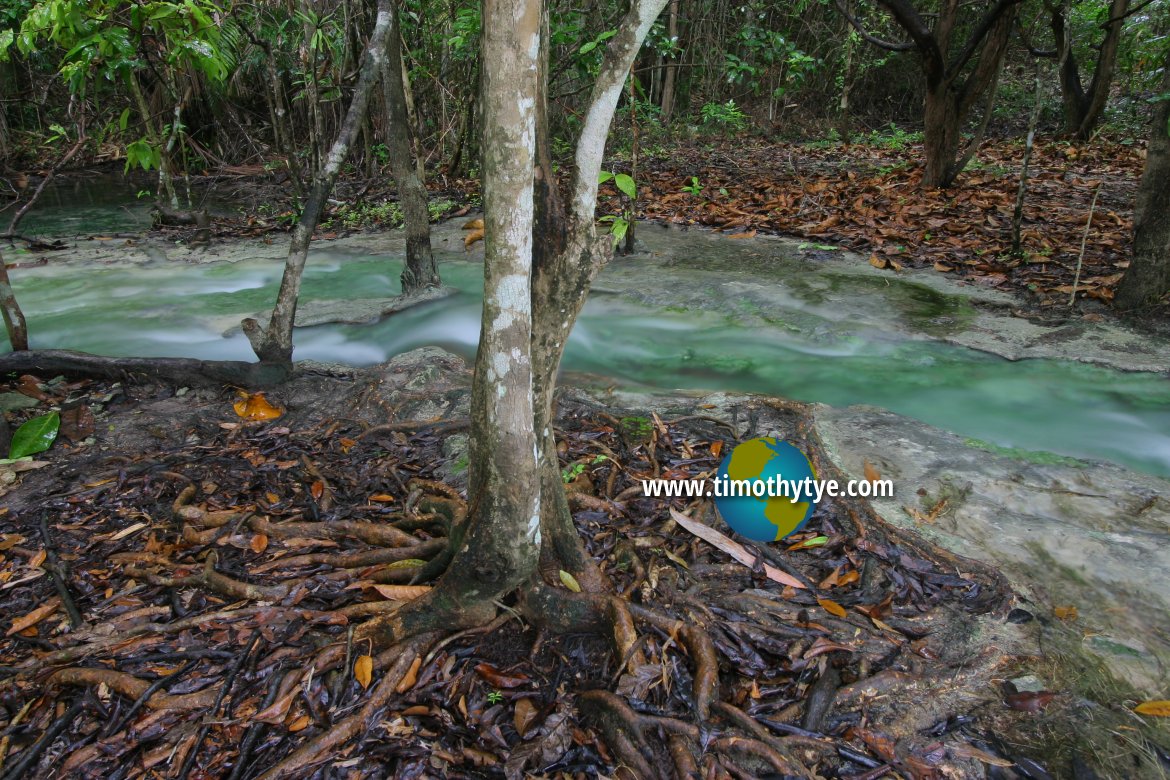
[817,597,847,618]
[287,714,311,732]
[728,230,756,239]
[368,494,396,503]
[464,228,485,249]
[29,549,46,569]
[710,441,723,458]
[514,697,538,736]
[250,533,269,554]
[355,655,373,690]
[396,656,422,693]
[862,459,881,483]
[669,508,805,589]
[371,584,432,601]
[462,218,484,230]
[310,480,325,500]
[1053,605,1078,621]
[7,596,61,636]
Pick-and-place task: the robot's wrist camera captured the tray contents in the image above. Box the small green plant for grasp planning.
[486,690,504,704]
[336,200,404,229]
[681,176,702,196]
[865,123,923,151]
[371,142,390,166]
[598,170,636,246]
[427,199,455,221]
[700,100,748,131]
[561,454,608,483]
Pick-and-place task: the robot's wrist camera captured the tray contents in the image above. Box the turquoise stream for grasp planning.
[5,249,1170,478]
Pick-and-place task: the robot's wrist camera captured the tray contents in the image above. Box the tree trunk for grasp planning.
[1051,0,1128,140]
[355,0,545,651]
[1114,58,1170,310]
[0,251,29,352]
[382,3,439,296]
[659,0,680,122]
[922,85,962,187]
[244,2,396,366]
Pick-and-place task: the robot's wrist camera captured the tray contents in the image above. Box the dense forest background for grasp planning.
[1,0,1166,187]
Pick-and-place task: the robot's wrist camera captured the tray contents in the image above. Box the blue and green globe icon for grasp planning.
[714,437,818,542]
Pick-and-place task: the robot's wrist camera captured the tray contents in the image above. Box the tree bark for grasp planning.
[1050,0,1129,140]
[1114,57,1170,310]
[530,0,669,588]
[659,0,680,122]
[0,251,29,352]
[244,2,396,366]
[382,2,439,296]
[355,0,545,651]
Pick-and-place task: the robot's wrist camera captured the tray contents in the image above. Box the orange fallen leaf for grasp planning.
[250,533,269,554]
[29,549,46,569]
[1053,605,1078,621]
[710,441,723,458]
[728,230,756,239]
[869,254,889,269]
[233,391,283,421]
[462,218,484,230]
[355,655,373,690]
[339,437,357,453]
[7,597,61,636]
[1134,700,1170,717]
[863,459,881,483]
[287,714,311,732]
[310,480,325,500]
[395,656,422,693]
[817,597,847,618]
[514,697,538,736]
[464,228,484,249]
[368,494,396,503]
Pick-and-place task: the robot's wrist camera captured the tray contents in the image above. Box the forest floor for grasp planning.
[1,349,1168,779]
[142,134,1151,318]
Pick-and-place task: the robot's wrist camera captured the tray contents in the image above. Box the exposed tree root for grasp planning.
[0,349,292,388]
[253,632,441,780]
[47,668,219,711]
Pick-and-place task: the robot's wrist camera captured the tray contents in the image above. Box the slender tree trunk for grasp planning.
[530,0,669,589]
[355,0,545,651]
[0,251,29,352]
[382,4,439,296]
[1012,63,1045,254]
[1115,58,1170,310]
[244,2,396,365]
[659,0,680,122]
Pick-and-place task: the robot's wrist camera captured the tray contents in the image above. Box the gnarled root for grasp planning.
[254,632,442,779]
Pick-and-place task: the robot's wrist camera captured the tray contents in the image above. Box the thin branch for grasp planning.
[834,0,916,51]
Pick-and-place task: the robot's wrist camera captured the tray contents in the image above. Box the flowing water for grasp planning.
[6,246,1170,478]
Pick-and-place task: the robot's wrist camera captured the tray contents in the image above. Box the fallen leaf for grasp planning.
[233,392,283,421]
[863,459,881,483]
[1006,691,1056,713]
[1053,605,1078,621]
[711,441,723,458]
[371,584,432,601]
[462,218,484,230]
[817,597,847,618]
[558,570,581,593]
[7,596,61,636]
[464,228,485,249]
[514,697,538,736]
[1134,700,1170,717]
[355,655,373,689]
[310,480,325,500]
[869,254,889,269]
[395,656,421,692]
[368,494,396,503]
[728,230,756,239]
[475,663,528,689]
[287,714,311,732]
[29,549,46,569]
[250,534,269,554]
[669,508,805,589]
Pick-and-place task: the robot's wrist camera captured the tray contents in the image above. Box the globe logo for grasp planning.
[714,437,818,542]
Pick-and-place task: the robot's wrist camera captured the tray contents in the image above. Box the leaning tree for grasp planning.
[244,0,438,366]
[836,0,1022,187]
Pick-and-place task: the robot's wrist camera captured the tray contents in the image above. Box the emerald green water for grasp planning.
[5,251,1170,478]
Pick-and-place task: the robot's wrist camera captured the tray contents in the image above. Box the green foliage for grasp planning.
[428,199,455,221]
[681,176,702,196]
[8,411,60,459]
[864,123,923,150]
[335,201,404,230]
[700,100,748,131]
[598,170,636,245]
